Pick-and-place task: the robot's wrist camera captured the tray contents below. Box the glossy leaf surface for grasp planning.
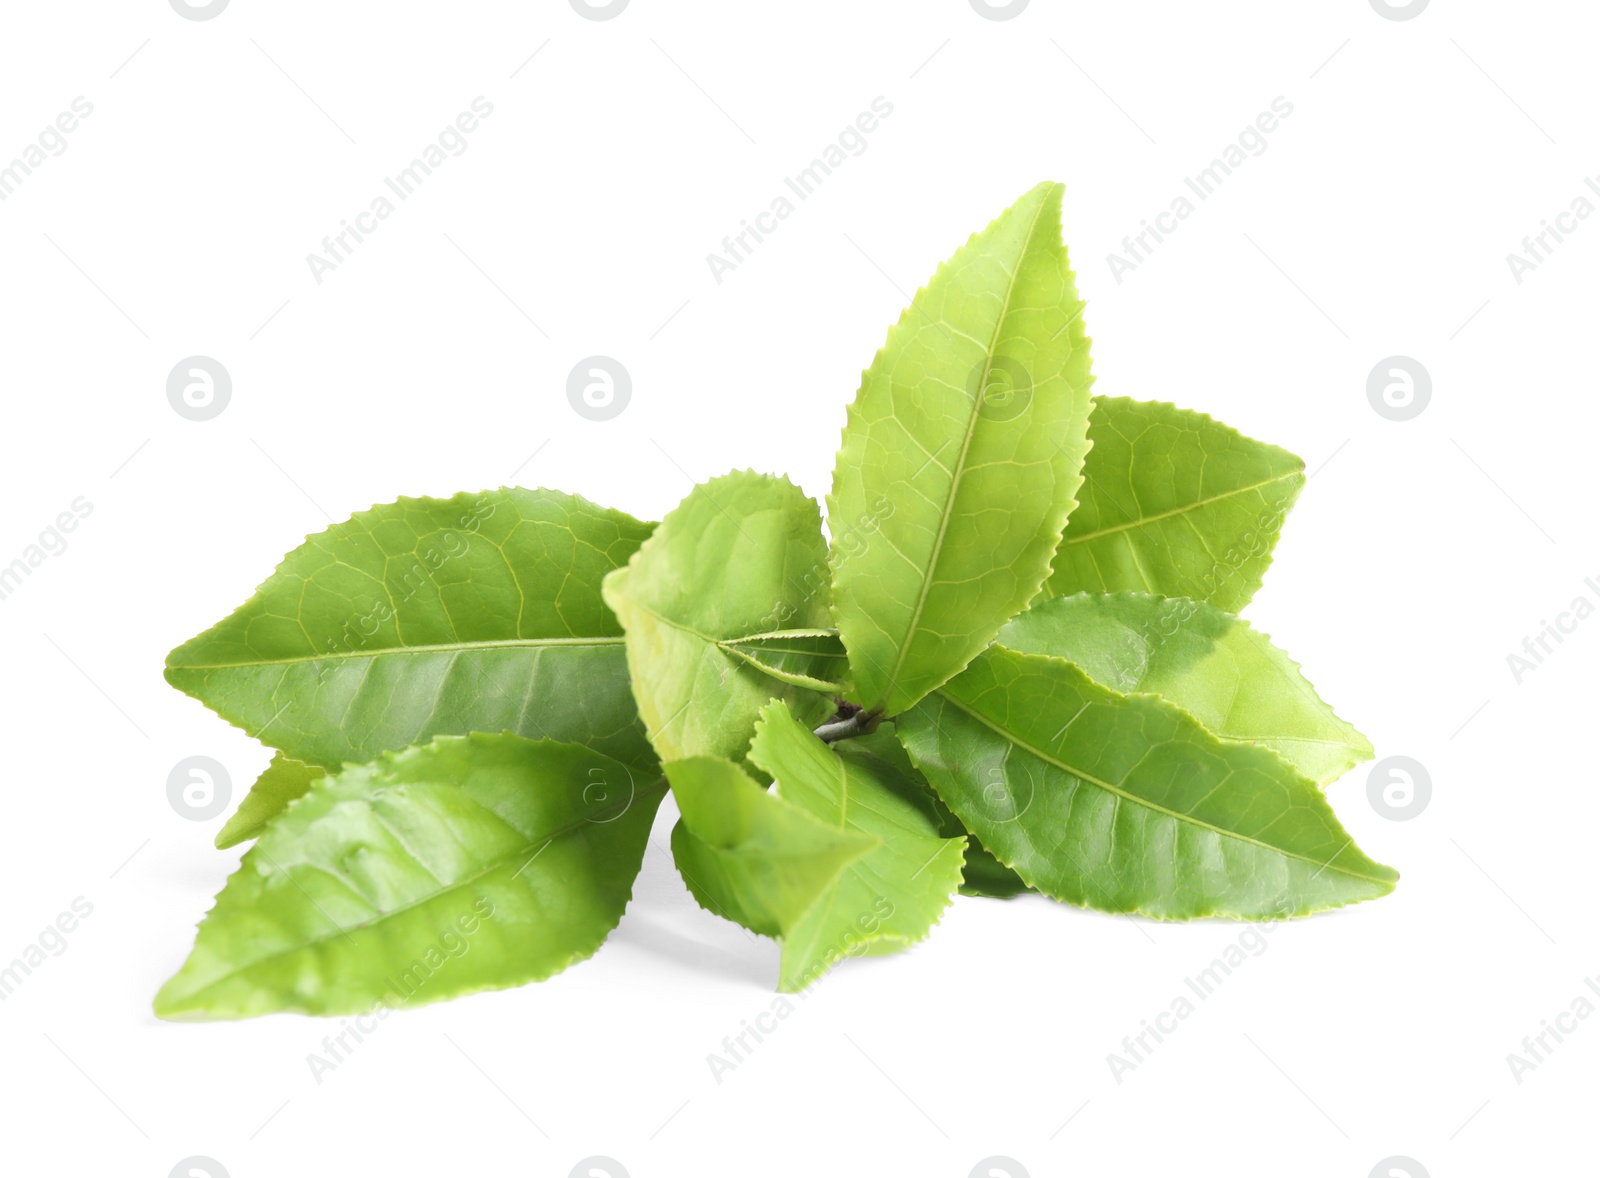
[156,735,663,1019]
[898,649,1396,919]
[1045,398,1304,611]
[829,181,1095,715]
[166,489,657,773]
[1001,593,1372,785]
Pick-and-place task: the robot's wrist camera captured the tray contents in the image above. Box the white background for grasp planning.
[0,1,1593,1175]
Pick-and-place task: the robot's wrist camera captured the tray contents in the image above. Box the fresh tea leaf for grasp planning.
[897,648,1396,919]
[166,489,658,773]
[1044,398,1303,611]
[667,756,876,938]
[1002,593,1372,785]
[215,753,324,849]
[155,734,664,1019]
[749,702,965,991]
[602,471,839,763]
[829,181,1095,715]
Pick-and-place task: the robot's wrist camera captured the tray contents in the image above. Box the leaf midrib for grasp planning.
[932,687,1390,884]
[170,635,625,671]
[879,193,1053,709]
[1060,471,1301,545]
[621,597,821,657]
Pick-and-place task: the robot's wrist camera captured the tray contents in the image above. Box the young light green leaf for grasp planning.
[828,181,1095,716]
[667,756,877,938]
[1044,398,1304,611]
[602,472,839,763]
[1001,593,1372,785]
[215,753,324,849]
[155,734,664,1019]
[835,726,1032,899]
[165,488,658,773]
[749,702,965,991]
[897,649,1396,919]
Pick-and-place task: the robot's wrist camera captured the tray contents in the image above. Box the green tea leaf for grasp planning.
[166,488,658,773]
[897,649,1396,919]
[602,472,839,763]
[215,753,324,849]
[1001,593,1372,785]
[1044,397,1303,611]
[667,756,876,937]
[155,734,664,1019]
[829,181,1095,715]
[749,702,965,991]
